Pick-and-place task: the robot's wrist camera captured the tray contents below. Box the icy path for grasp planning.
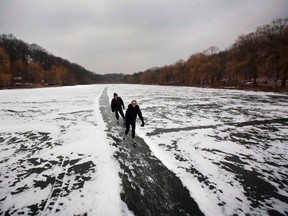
[99,87,204,215]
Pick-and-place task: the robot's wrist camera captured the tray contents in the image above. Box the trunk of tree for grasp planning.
[281,77,287,87]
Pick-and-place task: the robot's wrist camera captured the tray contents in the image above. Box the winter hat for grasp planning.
[113,93,118,97]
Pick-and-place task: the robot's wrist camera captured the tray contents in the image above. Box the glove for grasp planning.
[141,122,145,127]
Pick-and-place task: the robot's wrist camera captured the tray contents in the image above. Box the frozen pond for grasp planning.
[1,84,288,215]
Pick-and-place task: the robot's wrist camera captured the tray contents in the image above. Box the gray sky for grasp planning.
[0,0,287,74]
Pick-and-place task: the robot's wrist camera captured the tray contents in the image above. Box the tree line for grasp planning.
[0,34,105,88]
[1,18,287,89]
[124,18,288,88]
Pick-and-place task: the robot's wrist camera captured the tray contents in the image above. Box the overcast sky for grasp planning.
[0,0,287,74]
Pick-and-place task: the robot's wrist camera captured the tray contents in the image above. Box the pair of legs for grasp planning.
[125,121,136,138]
[115,109,125,120]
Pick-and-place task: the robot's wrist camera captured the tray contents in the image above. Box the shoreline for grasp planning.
[1,83,288,95]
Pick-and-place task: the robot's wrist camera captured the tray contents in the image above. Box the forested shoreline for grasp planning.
[124,18,288,90]
[1,18,287,92]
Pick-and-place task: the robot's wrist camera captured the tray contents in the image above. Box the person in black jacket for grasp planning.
[111,93,125,122]
[124,100,145,144]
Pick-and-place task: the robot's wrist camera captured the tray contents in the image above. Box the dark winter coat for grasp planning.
[125,104,144,123]
[111,97,124,112]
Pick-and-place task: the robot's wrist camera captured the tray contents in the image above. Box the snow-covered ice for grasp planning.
[1,84,288,215]
[0,85,126,215]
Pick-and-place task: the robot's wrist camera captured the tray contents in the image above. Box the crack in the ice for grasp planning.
[147,118,288,135]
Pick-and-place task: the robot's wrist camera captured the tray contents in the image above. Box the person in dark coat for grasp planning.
[111,93,125,121]
[124,100,145,144]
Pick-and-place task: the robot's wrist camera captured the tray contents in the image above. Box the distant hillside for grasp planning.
[0,34,107,88]
[124,18,288,90]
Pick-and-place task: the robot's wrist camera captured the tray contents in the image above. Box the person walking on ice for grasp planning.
[111,93,125,123]
[124,100,145,145]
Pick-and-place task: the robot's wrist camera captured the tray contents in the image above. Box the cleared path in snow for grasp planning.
[99,87,204,216]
